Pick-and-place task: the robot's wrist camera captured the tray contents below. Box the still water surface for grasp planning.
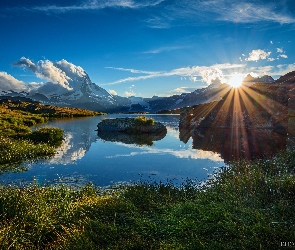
[0,114,225,187]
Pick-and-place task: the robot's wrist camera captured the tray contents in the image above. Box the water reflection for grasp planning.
[35,117,100,165]
[1,115,225,187]
[192,128,285,162]
[179,116,294,163]
[97,130,167,146]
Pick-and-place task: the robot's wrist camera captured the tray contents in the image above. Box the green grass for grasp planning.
[0,150,294,249]
[134,116,155,126]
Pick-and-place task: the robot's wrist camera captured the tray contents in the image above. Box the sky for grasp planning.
[0,0,295,98]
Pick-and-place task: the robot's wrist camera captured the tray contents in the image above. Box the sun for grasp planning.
[228,73,244,88]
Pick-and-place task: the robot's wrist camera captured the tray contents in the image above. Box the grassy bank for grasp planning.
[0,150,294,249]
[0,100,103,172]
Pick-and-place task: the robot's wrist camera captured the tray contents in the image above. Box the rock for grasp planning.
[97,117,167,134]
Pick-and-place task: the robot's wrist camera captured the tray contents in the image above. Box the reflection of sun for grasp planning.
[228,72,244,88]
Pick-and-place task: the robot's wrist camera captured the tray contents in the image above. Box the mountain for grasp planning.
[28,70,120,111]
[275,71,295,84]
[242,74,274,86]
[0,67,290,113]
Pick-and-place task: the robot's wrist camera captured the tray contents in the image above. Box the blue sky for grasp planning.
[0,0,295,97]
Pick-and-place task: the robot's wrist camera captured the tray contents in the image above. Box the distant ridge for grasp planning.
[275,71,295,84]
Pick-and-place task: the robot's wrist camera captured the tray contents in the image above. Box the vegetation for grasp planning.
[0,99,103,172]
[0,150,294,249]
[134,116,155,126]
[1,99,104,118]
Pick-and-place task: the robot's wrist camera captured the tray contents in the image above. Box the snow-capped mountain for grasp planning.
[0,57,290,113]
[1,58,124,111]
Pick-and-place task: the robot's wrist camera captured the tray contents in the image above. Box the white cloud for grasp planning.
[13,57,73,91]
[279,54,288,58]
[173,87,197,93]
[35,60,72,90]
[275,63,295,76]
[17,0,164,13]
[199,68,227,85]
[106,63,245,85]
[0,72,28,92]
[109,89,118,95]
[267,58,276,62]
[124,85,136,97]
[143,45,190,54]
[146,0,295,29]
[248,65,274,76]
[125,91,135,97]
[189,76,197,82]
[270,41,273,44]
[248,63,295,78]
[220,2,295,24]
[277,48,283,53]
[245,49,271,61]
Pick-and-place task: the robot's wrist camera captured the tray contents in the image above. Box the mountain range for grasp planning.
[1,65,294,113]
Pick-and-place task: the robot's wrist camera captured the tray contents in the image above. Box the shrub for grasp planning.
[134,116,155,126]
[29,127,64,146]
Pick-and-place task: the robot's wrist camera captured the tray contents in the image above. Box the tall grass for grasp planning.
[0,150,294,249]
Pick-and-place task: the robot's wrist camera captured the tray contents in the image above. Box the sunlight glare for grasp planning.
[228,73,244,88]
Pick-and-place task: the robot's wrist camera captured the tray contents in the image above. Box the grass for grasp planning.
[0,100,103,173]
[0,150,294,249]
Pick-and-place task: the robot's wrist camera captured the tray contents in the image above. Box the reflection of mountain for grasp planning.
[97,130,167,146]
[39,117,100,164]
[185,127,286,163]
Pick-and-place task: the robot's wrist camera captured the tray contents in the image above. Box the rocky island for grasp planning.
[97,116,167,146]
[97,116,167,134]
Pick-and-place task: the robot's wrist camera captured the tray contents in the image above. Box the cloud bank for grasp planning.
[11,57,90,96]
[0,72,27,92]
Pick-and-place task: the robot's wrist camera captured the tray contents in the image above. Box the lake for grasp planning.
[0,114,225,188]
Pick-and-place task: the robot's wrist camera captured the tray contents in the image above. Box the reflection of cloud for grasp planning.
[48,132,87,164]
[106,142,223,162]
